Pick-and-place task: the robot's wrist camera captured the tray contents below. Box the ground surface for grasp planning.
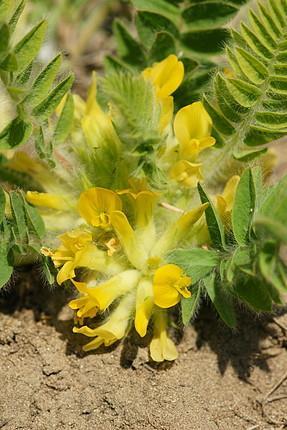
[1,270,287,430]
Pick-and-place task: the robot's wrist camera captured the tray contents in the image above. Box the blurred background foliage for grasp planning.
[21,0,256,100]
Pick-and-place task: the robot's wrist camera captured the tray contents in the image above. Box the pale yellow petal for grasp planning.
[73,243,107,272]
[26,191,68,210]
[84,270,140,311]
[110,211,147,269]
[153,282,180,308]
[78,187,122,228]
[59,230,92,252]
[222,175,240,212]
[150,311,178,362]
[174,102,212,146]
[86,71,99,114]
[135,279,154,337]
[132,190,159,229]
[143,55,184,98]
[159,96,174,131]
[74,291,136,351]
[57,261,75,285]
[152,203,208,256]
[170,160,203,188]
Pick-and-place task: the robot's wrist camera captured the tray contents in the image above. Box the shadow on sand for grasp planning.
[1,265,286,378]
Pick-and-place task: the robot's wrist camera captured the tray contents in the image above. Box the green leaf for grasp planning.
[224,245,252,284]
[198,183,226,249]
[104,55,132,74]
[13,20,47,73]
[204,272,237,328]
[24,54,62,108]
[32,74,74,120]
[0,117,32,149]
[203,94,235,135]
[149,31,176,62]
[54,93,74,143]
[23,198,45,240]
[259,175,287,225]
[234,47,268,85]
[235,274,272,312]
[0,185,5,224]
[0,23,9,55]
[181,285,202,326]
[259,245,287,293]
[131,0,180,23]
[251,166,264,211]
[15,62,33,85]
[254,215,287,244]
[136,11,178,49]
[202,0,287,157]
[182,3,238,30]
[9,0,25,34]
[233,147,267,161]
[103,73,161,150]
[0,0,9,22]
[168,248,220,284]
[0,52,17,71]
[232,168,255,246]
[0,248,13,289]
[113,20,146,67]
[35,127,54,166]
[181,29,230,55]
[9,191,27,244]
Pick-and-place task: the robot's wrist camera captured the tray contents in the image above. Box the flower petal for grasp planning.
[143,55,184,98]
[110,211,147,269]
[174,102,212,144]
[153,282,180,308]
[57,261,75,285]
[26,191,68,210]
[74,291,136,351]
[135,279,154,337]
[73,243,107,272]
[152,203,208,256]
[170,160,203,188]
[150,310,178,362]
[78,187,122,228]
[82,270,140,311]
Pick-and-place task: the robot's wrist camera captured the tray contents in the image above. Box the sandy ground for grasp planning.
[1,270,287,430]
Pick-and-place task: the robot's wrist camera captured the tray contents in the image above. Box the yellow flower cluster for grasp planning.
[9,55,229,362]
[143,55,216,189]
[47,186,207,360]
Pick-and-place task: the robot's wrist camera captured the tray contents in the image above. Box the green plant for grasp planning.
[109,0,252,107]
[0,0,74,169]
[202,0,287,175]
[0,0,286,362]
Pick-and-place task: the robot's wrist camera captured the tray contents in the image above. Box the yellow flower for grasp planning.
[135,278,154,337]
[216,175,240,224]
[70,185,207,351]
[170,160,203,188]
[26,191,69,211]
[143,55,184,131]
[70,270,140,314]
[73,291,136,351]
[75,72,121,151]
[118,188,159,253]
[143,55,184,99]
[174,102,215,161]
[153,264,191,308]
[5,151,64,193]
[51,229,106,284]
[69,281,99,320]
[150,310,178,362]
[78,187,122,228]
